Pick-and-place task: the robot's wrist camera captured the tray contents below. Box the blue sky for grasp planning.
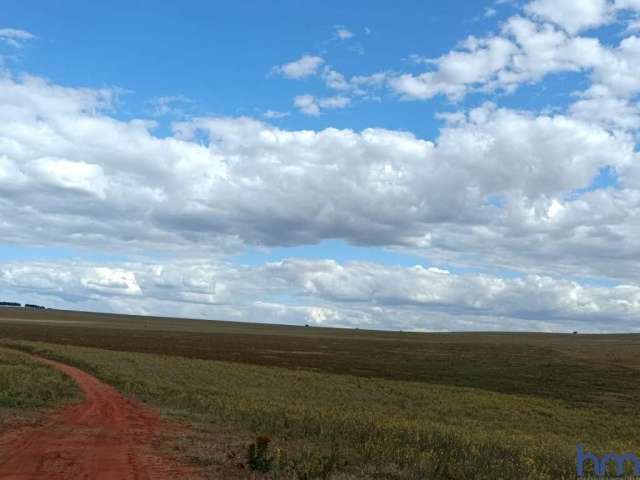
[1,0,640,332]
[3,0,513,135]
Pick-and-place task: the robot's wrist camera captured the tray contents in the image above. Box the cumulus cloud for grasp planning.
[1,258,638,332]
[570,85,640,129]
[524,0,640,33]
[1,73,640,283]
[293,94,320,115]
[293,94,350,115]
[524,0,614,34]
[389,17,610,100]
[266,0,640,114]
[268,260,640,327]
[319,68,389,98]
[25,157,108,198]
[387,1,640,102]
[322,68,351,91]
[271,55,324,79]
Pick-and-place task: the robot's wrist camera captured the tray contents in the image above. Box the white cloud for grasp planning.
[1,74,640,282]
[615,0,640,8]
[386,1,640,102]
[26,157,108,198]
[389,17,610,100]
[263,1,640,110]
[591,35,640,97]
[334,26,355,40]
[391,35,517,100]
[80,267,142,296]
[322,68,351,90]
[263,109,290,119]
[524,0,614,34]
[149,95,191,117]
[484,8,498,18]
[523,0,640,34]
[624,18,640,32]
[293,94,350,115]
[318,95,350,109]
[293,94,320,115]
[0,28,36,47]
[570,85,640,129]
[272,55,324,79]
[321,68,389,96]
[267,260,640,327]
[1,258,639,332]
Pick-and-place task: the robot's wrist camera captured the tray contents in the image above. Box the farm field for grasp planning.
[0,308,639,478]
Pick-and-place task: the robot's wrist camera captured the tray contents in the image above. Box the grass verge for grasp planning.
[0,346,78,433]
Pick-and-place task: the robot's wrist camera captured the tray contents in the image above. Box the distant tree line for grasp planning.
[0,302,46,309]
[0,301,21,307]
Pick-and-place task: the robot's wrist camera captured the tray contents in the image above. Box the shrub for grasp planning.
[247,435,274,472]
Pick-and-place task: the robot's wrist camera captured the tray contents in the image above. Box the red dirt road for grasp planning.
[0,356,198,480]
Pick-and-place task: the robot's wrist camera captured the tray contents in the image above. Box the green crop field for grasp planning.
[0,308,639,478]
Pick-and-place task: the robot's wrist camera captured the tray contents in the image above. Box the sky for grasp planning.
[1,0,640,332]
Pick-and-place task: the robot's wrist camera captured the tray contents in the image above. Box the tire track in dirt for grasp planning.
[0,355,199,479]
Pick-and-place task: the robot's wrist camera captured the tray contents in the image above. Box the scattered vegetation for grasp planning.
[1,308,639,413]
[3,339,638,479]
[1,309,639,478]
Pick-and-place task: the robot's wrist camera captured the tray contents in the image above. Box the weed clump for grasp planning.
[247,435,274,472]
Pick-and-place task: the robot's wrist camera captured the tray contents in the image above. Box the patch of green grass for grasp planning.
[6,340,639,479]
[0,346,78,433]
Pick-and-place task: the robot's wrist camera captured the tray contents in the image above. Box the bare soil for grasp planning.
[0,356,200,480]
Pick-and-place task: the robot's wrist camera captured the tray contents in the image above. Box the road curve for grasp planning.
[0,355,198,479]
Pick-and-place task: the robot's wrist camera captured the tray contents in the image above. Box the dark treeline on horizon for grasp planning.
[0,302,46,309]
